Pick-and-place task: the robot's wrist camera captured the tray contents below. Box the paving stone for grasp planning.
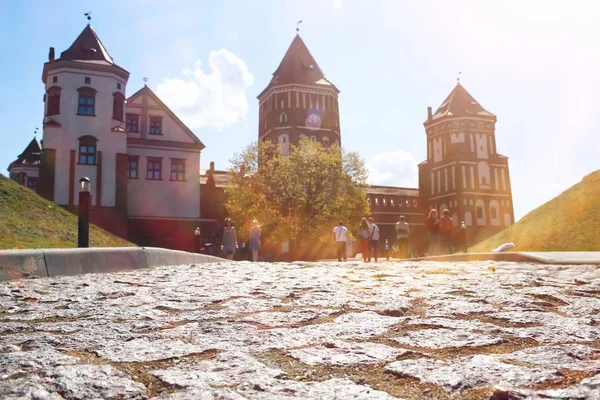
[385,355,558,391]
[96,338,216,362]
[393,328,505,349]
[497,344,600,371]
[0,365,146,399]
[240,309,336,327]
[0,349,77,378]
[495,374,600,399]
[289,340,411,366]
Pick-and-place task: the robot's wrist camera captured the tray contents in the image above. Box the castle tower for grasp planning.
[418,83,515,244]
[38,24,130,214]
[258,34,340,154]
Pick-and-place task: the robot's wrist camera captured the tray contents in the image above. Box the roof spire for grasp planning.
[457,71,462,85]
[296,20,302,33]
[84,11,91,24]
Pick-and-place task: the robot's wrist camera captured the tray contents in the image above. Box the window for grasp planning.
[383,198,387,206]
[117,83,121,90]
[127,157,138,179]
[52,76,58,83]
[413,199,418,207]
[490,207,498,219]
[78,136,98,165]
[147,158,162,180]
[405,199,410,207]
[46,86,61,116]
[310,135,317,142]
[171,159,185,181]
[112,92,125,121]
[279,113,288,123]
[481,177,487,185]
[476,207,483,219]
[149,117,162,135]
[390,199,395,207]
[367,197,371,204]
[322,136,330,143]
[126,114,139,132]
[84,77,91,84]
[375,197,379,206]
[27,177,38,190]
[77,87,96,116]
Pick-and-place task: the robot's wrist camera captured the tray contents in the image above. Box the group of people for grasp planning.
[220,218,261,262]
[426,208,467,255]
[333,215,411,262]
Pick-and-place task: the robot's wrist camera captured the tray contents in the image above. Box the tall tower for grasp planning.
[258,34,340,154]
[38,24,130,215]
[418,83,515,244]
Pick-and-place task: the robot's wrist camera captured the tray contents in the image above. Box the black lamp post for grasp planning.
[78,177,91,248]
[194,227,201,253]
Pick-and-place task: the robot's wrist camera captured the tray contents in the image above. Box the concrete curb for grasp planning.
[0,247,227,281]
[406,251,600,264]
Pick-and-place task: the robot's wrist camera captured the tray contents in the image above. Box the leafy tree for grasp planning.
[226,139,370,259]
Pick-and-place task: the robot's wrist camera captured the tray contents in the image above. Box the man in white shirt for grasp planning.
[367,217,380,262]
[332,221,349,262]
[395,215,410,259]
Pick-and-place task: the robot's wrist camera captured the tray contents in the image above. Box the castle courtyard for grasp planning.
[1,260,600,399]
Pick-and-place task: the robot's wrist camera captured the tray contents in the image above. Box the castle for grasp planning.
[8,24,514,253]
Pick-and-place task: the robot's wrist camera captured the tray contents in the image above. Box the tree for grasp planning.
[226,139,370,259]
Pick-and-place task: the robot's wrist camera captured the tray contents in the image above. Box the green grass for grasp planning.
[0,174,134,249]
[471,169,600,252]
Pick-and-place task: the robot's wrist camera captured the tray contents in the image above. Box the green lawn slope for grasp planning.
[471,169,600,252]
[0,174,134,249]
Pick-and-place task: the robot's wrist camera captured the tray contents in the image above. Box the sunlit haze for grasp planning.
[1,0,598,221]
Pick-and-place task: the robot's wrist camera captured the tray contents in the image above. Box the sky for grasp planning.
[1,0,599,221]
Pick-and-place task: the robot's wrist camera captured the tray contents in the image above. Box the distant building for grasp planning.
[8,138,41,191]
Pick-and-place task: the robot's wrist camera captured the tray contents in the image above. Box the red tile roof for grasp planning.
[431,83,495,121]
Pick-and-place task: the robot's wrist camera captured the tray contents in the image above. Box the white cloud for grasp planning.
[332,0,343,9]
[156,49,254,131]
[366,150,419,188]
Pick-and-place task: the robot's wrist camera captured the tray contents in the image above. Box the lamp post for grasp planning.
[194,227,201,253]
[78,177,91,248]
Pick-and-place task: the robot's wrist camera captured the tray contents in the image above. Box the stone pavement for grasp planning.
[1,260,600,399]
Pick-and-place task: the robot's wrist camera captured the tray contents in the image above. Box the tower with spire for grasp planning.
[257,34,341,154]
[38,24,130,212]
[418,83,515,243]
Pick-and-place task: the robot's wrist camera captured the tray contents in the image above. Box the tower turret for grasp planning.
[258,34,340,154]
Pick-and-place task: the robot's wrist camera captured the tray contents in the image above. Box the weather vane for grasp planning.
[84,12,91,22]
[143,77,148,85]
[457,71,462,84]
[34,127,39,137]
[296,20,302,32]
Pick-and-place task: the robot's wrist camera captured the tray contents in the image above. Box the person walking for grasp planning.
[332,221,349,262]
[367,217,380,262]
[358,217,370,262]
[426,209,440,256]
[221,218,237,260]
[438,209,454,255]
[395,215,410,259]
[249,219,261,262]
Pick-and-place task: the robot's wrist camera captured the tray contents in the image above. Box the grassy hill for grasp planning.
[471,169,600,252]
[0,174,134,249]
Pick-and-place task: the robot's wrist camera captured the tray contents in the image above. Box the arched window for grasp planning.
[375,197,379,206]
[476,207,483,219]
[278,134,289,156]
[367,197,371,204]
[490,207,497,219]
[334,139,340,146]
[46,86,61,116]
[112,92,125,121]
[390,199,395,207]
[465,212,473,226]
[299,134,307,141]
[77,87,97,116]
[383,198,387,206]
[310,136,317,142]
[78,135,98,165]
[322,136,330,143]
[279,113,288,124]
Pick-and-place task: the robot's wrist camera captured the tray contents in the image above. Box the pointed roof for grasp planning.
[431,83,495,122]
[59,25,114,64]
[126,85,205,150]
[260,35,338,97]
[8,138,41,170]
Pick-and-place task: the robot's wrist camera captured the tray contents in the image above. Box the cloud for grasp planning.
[156,49,254,131]
[366,150,419,188]
[332,0,343,8]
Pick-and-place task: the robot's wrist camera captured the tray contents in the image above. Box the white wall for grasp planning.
[127,146,200,219]
[43,67,127,207]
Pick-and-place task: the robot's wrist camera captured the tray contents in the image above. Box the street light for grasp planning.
[194,227,201,253]
[78,177,91,248]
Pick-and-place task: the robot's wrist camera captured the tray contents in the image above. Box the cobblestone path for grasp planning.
[1,260,600,399]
